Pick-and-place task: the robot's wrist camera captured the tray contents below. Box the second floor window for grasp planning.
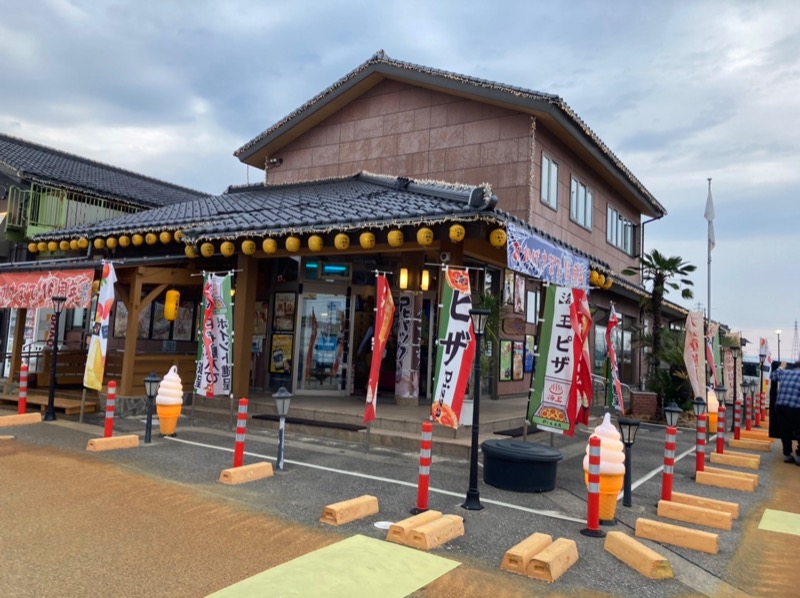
[540,154,558,209]
[607,206,635,255]
[570,177,592,230]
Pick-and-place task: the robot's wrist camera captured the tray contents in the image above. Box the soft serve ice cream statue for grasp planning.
[155,365,183,436]
[583,412,626,522]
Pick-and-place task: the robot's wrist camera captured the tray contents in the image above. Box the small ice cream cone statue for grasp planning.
[583,413,625,523]
[707,387,719,432]
[155,366,183,436]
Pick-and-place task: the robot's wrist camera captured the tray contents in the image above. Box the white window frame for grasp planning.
[570,176,593,230]
[540,153,558,210]
[606,205,634,255]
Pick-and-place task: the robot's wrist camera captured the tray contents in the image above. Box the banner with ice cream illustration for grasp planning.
[363,274,395,423]
[83,262,116,390]
[528,285,582,436]
[683,311,705,399]
[431,268,475,429]
[194,273,233,397]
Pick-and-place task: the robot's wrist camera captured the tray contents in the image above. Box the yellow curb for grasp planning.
[604,531,673,579]
[657,499,732,531]
[0,413,42,427]
[320,495,379,526]
[635,518,719,554]
[218,462,274,485]
[670,491,739,519]
[525,537,579,583]
[86,434,139,452]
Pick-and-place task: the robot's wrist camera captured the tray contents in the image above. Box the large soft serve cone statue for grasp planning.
[156,366,183,436]
[583,412,625,523]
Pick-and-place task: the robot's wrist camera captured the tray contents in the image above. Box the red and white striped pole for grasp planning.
[661,425,676,501]
[233,398,248,468]
[581,435,605,537]
[103,381,116,438]
[18,363,28,414]
[695,413,706,474]
[715,403,726,454]
[754,392,761,427]
[760,391,767,421]
[733,396,742,440]
[745,392,752,431]
[413,421,433,514]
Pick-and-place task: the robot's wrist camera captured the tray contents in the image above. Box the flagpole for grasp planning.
[705,178,713,393]
[707,178,712,328]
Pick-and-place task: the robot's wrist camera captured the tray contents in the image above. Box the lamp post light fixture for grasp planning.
[618,417,641,507]
[462,307,491,511]
[776,329,782,361]
[273,386,292,470]
[43,295,67,422]
[730,347,741,433]
[143,372,160,444]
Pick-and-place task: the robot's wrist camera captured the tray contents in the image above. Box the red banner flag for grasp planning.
[364,274,395,423]
[570,288,593,428]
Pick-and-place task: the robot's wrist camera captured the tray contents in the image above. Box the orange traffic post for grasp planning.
[715,403,726,455]
[413,421,433,514]
[745,392,752,431]
[581,435,605,538]
[695,413,706,474]
[18,363,28,414]
[103,381,116,438]
[733,396,742,440]
[233,398,248,468]
[661,425,677,501]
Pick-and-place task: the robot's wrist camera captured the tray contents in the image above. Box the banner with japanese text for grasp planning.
[194,273,233,397]
[83,262,116,390]
[706,321,720,387]
[571,288,592,426]
[364,274,395,423]
[759,337,772,400]
[605,305,625,414]
[528,285,581,435]
[394,291,421,401]
[683,311,705,398]
[431,268,475,429]
[506,221,589,290]
[0,270,93,309]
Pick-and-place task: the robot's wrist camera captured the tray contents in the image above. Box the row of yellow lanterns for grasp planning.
[28,231,186,254]
[589,269,614,290]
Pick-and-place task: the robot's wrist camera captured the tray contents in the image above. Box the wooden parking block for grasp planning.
[696,470,756,492]
[386,511,442,545]
[657,500,732,531]
[635,518,719,555]
[320,495,379,526]
[525,538,579,583]
[407,514,464,551]
[670,492,739,519]
[500,532,553,575]
[710,451,760,470]
[218,462,274,485]
[723,449,762,466]
[0,413,42,427]
[729,438,772,452]
[739,429,770,441]
[704,466,759,488]
[758,418,770,429]
[0,435,14,440]
[86,434,139,452]
[604,531,673,579]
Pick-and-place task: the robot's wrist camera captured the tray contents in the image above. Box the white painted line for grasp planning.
[166,436,585,524]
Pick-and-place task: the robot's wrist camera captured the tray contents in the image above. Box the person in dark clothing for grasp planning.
[770,360,800,463]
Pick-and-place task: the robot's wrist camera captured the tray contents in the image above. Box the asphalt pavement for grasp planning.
[2,406,798,597]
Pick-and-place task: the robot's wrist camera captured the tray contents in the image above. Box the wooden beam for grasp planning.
[635,518,719,554]
[86,434,139,451]
[5,308,26,394]
[387,511,443,546]
[703,465,759,487]
[320,495,379,526]
[728,438,772,452]
[501,533,553,575]
[696,470,756,492]
[407,514,465,551]
[656,500,732,531]
[120,270,143,395]
[670,491,739,518]
[604,531,673,579]
[218,462,274,484]
[232,254,258,400]
[525,538,579,583]
[709,451,760,470]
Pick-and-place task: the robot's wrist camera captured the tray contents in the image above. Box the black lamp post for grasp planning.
[618,417,641,507]
[273,386,292,470]
[776,329,781,361]
[693,396,707,474]
[462,307,490,511]
[731,347,740,432]
[43,295,67,422]
[144,372,160,444]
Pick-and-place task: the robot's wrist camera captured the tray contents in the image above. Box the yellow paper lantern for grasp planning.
[489,228,507,248]
[589,270,599,286]
[334,233,350,250]
[47,241,58,252]
[106,237,118,249]
[241,240,256,255]
[308,235,323,252]
[145,233,157,245]
[449,224,466,243]
[359,231,375,249]
[28,242,38,253]
[118,235,130,247]
[69,239,79,251]
[603,277,613,290]
[174,230,184,242]
[59,240,70,251]
[387,229,404,247]
[132,234,144,246]
[91,280,100,294]
[37,242,47,252]
[416,227,433,247]
[159,231,172,245]
[262,238,278,254]
[220,241,235,257]
[200,242,215,257]
[596,274,606,288]
[78,237,89,249]
[184,245,198,259]
[164,290,180,321]
[93,238,105,250]
[285,236,301,252]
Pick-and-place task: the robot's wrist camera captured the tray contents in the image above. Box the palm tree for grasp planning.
[622,249,696,412]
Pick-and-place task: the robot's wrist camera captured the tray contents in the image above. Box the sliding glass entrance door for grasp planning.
[296,287,350,394]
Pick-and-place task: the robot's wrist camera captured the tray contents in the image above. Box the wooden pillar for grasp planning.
[232,254,258,400]
[120,269,143,396]
[4,308,27,393]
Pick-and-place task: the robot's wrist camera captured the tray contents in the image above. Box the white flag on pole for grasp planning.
[705,182,715,251]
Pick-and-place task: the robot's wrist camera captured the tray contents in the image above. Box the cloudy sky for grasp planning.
[2,0,798,358]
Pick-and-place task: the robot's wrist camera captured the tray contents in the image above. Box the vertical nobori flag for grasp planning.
[364,274,395,423]
[194,273,233,398]
[705,179,715,252]
[684,311,706,399]
[571,288,593,426]
[528,285,581,436]
[604,305,625,414]
[83,262,117,390]
[431,268,475,429]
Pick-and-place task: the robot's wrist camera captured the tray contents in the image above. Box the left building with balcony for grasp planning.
[0,132,209,391]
